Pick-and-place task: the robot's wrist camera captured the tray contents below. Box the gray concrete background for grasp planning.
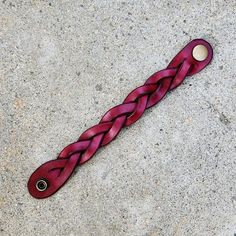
[0,0,236,235]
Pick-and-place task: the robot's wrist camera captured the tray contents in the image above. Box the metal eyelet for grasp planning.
[36,179,48,191]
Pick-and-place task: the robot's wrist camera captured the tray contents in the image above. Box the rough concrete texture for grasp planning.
[0,0,236,235]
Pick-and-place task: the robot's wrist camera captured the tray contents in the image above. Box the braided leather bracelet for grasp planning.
[28,39,213,199]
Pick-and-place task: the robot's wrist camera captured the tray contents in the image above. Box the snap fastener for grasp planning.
[36,179,48,191]
[192,44,208,61]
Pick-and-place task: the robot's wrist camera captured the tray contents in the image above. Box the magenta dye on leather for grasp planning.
[28,39,213,199]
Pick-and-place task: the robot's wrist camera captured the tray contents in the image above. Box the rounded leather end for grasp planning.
[168,38,213,76]
[28,154,79,199]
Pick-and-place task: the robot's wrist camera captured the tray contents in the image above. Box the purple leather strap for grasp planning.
[28,39,213,199]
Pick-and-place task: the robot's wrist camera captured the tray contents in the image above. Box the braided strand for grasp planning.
[28,39,213,198]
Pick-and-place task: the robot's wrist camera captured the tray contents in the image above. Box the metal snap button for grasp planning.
[36,179,48,191]
[192,44,208,61]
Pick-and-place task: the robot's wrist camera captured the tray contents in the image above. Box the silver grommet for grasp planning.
[192,45,208,61]
[36,179,48,191]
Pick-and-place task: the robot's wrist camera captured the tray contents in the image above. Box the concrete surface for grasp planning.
[0,0,236,235]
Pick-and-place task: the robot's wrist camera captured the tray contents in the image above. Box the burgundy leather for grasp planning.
[28,39,213,199]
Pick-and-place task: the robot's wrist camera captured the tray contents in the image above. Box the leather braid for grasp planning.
[28,39,213,198]
[59,67,184,163]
